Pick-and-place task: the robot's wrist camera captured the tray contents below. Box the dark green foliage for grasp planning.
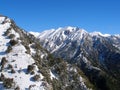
[80,63,110,90]
[1,57,8,70]
[39,68,51,84]
[7,64,13,69]
[24,45,30,54]
[9,34,15,39]
[47,54,54,67]
[15,86,20,90]
[32,74,40,81]
[0,73,5,81]
[31,43,42,50]
[48,56,91,90]
[31,71,35,75]
[0,73,14,89]
[11,69,16,73]
[9,39,18,46]
[4,28,11,36]
[65,85,73,90]
[52,78,62,90]
[27,65,35,74]
[3,78,14,89]
[1,57,7,65]
[6,45,12,53]
[52,58,67,75]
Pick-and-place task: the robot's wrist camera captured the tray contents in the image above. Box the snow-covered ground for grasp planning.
[0,16,47,90]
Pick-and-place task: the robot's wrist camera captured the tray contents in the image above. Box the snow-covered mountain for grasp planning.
[34,26,120,53]
[31,26,120,90]
[0,15,50,90]
[0,15,95,90]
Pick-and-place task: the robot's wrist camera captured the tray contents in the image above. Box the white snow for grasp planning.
[1,38,45,90]
[90,31,111,37]
[66,26,74,30]
[29,44,36,55]
[0,17,11,59]
[29,31,40,37]
[0,16,46,90]
[115,34,120,38]
[41,54,45,59]
[10,29,20,39]
[35,26,88,53]
[38,29,55,40]
[50,70,57,80]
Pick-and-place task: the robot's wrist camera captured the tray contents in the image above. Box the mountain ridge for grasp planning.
[30,26,119,38]
[30,26,120,53]
[32,26,120,90]
[0,15,94,90]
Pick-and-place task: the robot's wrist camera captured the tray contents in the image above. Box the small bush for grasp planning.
[29,85,36,90]
[1,57,8,70]
[3,78,14,89]
[0,73,5,81]
[31,71,35,75]
[9,34,15,39]
[1,57,8,65]
[11,69,16,73]
[7,64,13,69]
[25,45,30,50]
[9,39,18,46]
[27,65,35,74]
[32,74,40,81]
[30,43,42,49]
[24,45,30,54]
[4,29,11,36]
[6,46,12,53]
[15,86,20,90]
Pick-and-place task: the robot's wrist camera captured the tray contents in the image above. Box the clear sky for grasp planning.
[0,0,120,34]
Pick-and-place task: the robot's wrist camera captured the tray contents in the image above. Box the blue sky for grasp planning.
[0,0,120,34]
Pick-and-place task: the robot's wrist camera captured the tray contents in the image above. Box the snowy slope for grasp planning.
[0,15,93,90]
[29,31,40,37]
[0,15,47,90]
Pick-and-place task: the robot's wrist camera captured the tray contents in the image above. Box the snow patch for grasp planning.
[29,31,40,37]
[50,70,57,80]
[90,31,111,37]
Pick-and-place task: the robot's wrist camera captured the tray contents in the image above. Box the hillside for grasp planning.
[32,26,120,90]
[0,15,94,90]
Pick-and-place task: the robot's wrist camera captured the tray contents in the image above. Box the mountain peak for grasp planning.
[0,15,92,90]
[35,25,120,90]
[90,31,111,37]
[64,26,76,31]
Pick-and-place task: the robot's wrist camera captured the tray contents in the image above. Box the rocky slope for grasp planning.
[33,26,120,90]
[0,15,94,90]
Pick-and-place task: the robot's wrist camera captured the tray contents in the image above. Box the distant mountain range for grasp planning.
[31,26,120,90]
